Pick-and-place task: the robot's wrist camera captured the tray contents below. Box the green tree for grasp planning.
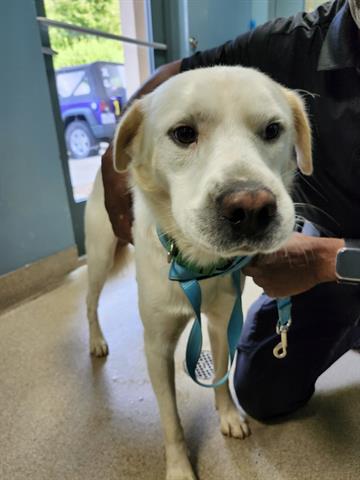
[44,0,124,69]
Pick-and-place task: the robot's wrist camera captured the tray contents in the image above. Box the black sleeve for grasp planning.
[181,22,274,73]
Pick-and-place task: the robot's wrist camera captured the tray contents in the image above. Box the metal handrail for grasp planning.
[37,16,167,51]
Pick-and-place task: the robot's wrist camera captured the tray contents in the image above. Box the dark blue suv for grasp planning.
[56,61,127,159]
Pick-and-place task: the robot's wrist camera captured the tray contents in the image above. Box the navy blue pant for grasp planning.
[233,226,360,421]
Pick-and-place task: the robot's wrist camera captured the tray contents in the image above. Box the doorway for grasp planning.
[36,0,157,253]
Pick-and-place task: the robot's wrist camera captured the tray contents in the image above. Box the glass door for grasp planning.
[35,0,160,254]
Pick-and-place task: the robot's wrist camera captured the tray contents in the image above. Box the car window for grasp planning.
[56,70,91,98]
[100,64,124,96]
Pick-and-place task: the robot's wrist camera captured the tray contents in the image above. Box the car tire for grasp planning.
[65,120,99,159]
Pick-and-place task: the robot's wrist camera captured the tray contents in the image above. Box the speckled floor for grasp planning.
[1,262,359,480]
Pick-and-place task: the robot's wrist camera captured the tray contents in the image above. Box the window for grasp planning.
[56,70,91,98]
[99,64,125,97]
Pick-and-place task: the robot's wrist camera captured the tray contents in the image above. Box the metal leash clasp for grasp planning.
[273,319,292,359]
[167,241,176,263]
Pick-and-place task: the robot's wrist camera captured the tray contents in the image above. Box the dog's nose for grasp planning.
[218,185,277,235]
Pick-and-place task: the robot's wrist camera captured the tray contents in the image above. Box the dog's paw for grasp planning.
[219,407,251,439]
[166,468,197,480]
[90,337,109,357]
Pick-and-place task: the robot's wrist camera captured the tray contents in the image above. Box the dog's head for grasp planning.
[113,66,312,264]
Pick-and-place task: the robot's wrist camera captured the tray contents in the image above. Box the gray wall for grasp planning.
[252,0,270,27]
[269,0,305,19]
[253,1,305,26]
[187,0,252,53]
[0,0,75,276]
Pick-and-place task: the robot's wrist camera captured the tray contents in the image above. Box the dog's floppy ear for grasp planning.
[283,89,313,176]
[113,100,143,172]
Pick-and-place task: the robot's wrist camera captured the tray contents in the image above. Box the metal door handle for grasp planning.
[189,36,198,51]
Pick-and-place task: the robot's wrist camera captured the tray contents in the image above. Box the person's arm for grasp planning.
[243,233,345,298]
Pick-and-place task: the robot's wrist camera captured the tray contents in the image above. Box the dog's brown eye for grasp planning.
[264,122,281,141]
[171,126,198,145]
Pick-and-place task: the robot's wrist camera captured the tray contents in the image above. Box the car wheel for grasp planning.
[65,121,98,159]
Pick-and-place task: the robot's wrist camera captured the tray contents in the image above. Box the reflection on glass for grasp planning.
[56,69,91,98]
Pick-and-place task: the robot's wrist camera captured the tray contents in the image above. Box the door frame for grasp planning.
[35,0,86,254]
[150,0,189,68]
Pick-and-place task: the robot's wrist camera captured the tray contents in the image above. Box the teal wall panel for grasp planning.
[0,0,75,275]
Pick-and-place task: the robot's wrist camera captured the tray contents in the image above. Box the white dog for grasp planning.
[85,66,312,480]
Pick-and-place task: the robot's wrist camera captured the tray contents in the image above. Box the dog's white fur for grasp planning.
[85,66,312,480]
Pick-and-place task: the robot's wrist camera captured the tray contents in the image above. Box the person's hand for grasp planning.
[101,144,133,245]
[243,233,344,298]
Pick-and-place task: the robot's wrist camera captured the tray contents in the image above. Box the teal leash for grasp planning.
[157,229,292,388]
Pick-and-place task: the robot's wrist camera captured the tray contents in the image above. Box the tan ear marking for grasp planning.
[113,100,143,172]
[283,89,313,176]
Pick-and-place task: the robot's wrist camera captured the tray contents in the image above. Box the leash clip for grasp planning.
[167,241,177,263]
[273,319,292,359]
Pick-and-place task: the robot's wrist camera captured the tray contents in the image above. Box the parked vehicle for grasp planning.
[56,62,126,159]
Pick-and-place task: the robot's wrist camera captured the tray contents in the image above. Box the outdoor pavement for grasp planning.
[68,143,107,202]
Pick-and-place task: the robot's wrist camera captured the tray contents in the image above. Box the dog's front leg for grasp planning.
[144,323,197,480]
[207,299,250,440]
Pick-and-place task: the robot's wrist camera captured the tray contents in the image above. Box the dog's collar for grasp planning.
[157,227,236,278]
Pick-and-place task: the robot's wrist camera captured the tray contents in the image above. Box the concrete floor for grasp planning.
[1,262,359,480]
